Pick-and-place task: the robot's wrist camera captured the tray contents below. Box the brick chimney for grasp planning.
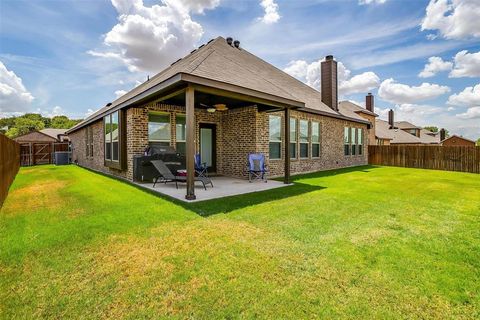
[366,93,374,113]
[388,109,394,128]
[440,128,446,141]
[321,55,338,111]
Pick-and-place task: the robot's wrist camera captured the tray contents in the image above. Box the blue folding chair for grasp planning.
[247,153,268,183]
[194,153,209,178]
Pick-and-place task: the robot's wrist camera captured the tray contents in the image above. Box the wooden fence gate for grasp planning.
[20,142,70,166]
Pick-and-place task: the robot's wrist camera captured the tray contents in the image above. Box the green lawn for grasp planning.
[1,165,479,319]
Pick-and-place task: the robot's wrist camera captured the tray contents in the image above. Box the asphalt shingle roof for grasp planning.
[376,120,422,144]
[69,36,370,133]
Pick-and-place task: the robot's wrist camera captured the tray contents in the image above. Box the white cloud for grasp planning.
[421,0,480,40]
[418,56,452,78]
[0,60,34,113]
[51,106,65,116]
[88,0,220,73]
[339,72,380,95]
[115,90,128,98]
[283,59,379,96]
[85,109,95,117]
[259,0,280,24]
[359,0,387,4]
[456,106,480,119]
[447,84,480,106]
[449,50,480,78]
[378,78,450,104]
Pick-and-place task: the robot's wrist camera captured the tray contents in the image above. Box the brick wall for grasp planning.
[356,113,376,146]
[258,109,368,177]
[70,101,368,181]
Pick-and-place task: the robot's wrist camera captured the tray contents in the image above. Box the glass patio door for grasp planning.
[199,124,216,171]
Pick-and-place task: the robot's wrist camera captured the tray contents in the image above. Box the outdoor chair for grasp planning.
[194,153,209,178]
[151,160,213,190]
[246,153,268,183]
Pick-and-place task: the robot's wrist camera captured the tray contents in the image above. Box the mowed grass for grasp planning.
[1,165,479,319]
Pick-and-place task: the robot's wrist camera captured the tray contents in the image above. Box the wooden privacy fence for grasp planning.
[369,145,480,174]
[20,142,70,166]
[0,134,20,207]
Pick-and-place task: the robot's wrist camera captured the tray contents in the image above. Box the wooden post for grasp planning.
[284,107,290,184]
[185,86,196,200]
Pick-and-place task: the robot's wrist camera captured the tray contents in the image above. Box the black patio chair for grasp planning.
[150,160,213,190]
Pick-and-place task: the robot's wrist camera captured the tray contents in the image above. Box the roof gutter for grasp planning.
[67,73,306,134]
[298,107,372,128]
[67,73,183,134]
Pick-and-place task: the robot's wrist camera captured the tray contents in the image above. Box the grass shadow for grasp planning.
[182,182,325,217]
[288,165,378,181]
[74,164,378,217]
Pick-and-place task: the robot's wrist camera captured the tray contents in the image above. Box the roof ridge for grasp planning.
[214,46,299,101]
[186,48,215,74]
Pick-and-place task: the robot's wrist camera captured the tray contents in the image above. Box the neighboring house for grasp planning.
[374,110,441,145]
[375,119,422,145]
[14,128,70,166]
[67,36,372,199]
[338,92,377,145]
[13,128,69,144]
[441,135,476,147]
[40,128,70,142]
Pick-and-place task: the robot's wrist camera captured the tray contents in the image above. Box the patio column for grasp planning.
[284,107,291,184]
[185,86,196,200]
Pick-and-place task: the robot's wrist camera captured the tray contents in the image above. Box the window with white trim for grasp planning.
[269,115,281,160]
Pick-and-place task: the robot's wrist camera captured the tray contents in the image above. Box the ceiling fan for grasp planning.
[200,103,228,113]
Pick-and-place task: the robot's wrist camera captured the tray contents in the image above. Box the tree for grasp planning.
[477,138,480,146]
[424,126,438,133]
[6,117,44,138]
[51,115,81,129]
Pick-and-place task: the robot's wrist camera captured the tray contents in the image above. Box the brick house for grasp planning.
[67,37,373,199]
[441,135,476,146]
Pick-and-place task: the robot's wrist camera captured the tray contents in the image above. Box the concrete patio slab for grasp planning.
[135,176,291,202]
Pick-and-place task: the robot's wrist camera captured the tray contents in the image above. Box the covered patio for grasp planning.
[134,176,290,202]
[144,78,301,200]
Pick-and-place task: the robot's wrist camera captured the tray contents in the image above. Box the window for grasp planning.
[299,120,309,158]
[176,114,186,154]
[290,118,297,159]
[104,111,125,170]
[351,128,357,155]
[269,115,281,159]
[111,112,119,161]
[409,129,417,136]
[105,116,112,160]
[344,127,350,156]
[85,126,93,158]
[312,121,320,158]
[358,128,363,155]
[148,113,170,145]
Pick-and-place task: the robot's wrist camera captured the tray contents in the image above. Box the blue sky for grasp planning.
[0,0,479,139]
